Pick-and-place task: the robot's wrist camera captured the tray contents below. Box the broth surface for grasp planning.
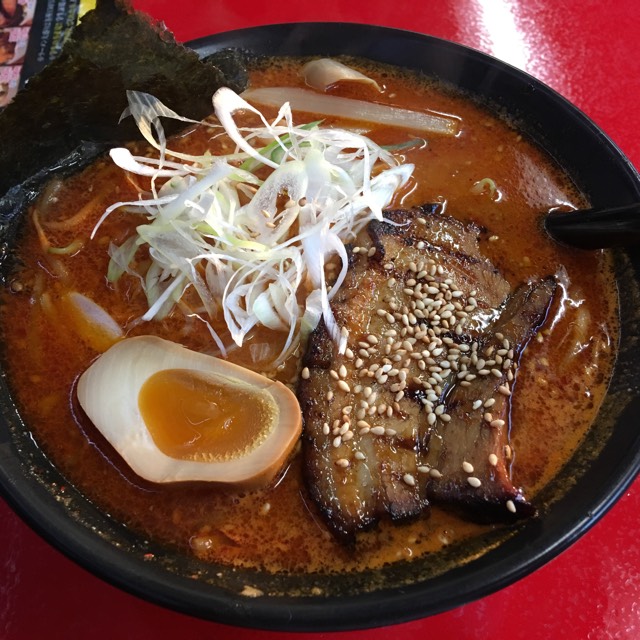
[0,58,617,573]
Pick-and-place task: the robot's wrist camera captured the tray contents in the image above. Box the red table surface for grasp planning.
[2,1,640,638]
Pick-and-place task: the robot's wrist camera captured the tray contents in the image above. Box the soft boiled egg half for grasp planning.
[76,336,302,489]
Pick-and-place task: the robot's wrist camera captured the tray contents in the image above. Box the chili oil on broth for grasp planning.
[0,58,617,574]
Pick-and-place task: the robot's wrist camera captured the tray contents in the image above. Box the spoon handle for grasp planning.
[544,203,640,249]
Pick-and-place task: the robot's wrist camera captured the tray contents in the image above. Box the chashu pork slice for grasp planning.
[421,277,557,520]
[298,204,512,543]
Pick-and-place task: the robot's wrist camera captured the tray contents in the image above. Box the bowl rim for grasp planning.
[1,21,640,632]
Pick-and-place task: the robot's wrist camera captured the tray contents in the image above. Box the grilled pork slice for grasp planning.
[421,277,557,521]
[298,204,513,543]
[299,257,426,544]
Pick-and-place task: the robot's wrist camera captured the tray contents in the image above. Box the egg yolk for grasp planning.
[138,368,277,462]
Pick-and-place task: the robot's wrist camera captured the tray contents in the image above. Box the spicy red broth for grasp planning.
[0,58,617,573]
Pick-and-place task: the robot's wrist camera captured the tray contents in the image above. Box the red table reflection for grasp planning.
[2,1,639,638]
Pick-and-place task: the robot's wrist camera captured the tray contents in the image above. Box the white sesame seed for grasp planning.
[506,499,517,513]
[472,399,483,410]
[462,461,474,473]
[403,473,416,487]
[326,390,334,401]
[489,453,499,466]
[429,468,442,479]
[467,476,482,488]
[490,419,506,428]
[355,451,366,461]
[371,426,386,436]
[332,436,342,448]
[498,384,511,396]
[417,465,431,474]
[335,458,350,468]
[301,367,310,379]
[337,380,351,393]
[339,364,348,378]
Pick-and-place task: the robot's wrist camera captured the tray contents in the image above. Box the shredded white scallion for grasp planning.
[97,87,415,364]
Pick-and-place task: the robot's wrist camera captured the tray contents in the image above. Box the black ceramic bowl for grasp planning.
[1,22,640,632]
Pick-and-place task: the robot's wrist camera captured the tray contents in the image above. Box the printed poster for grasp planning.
[0,0,95,108]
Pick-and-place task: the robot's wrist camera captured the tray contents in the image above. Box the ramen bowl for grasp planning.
[0,22,639,631]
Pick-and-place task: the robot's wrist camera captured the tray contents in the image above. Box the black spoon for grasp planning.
[544,203,640,249]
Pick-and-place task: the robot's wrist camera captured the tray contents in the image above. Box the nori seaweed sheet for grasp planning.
[0,0,247,198]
